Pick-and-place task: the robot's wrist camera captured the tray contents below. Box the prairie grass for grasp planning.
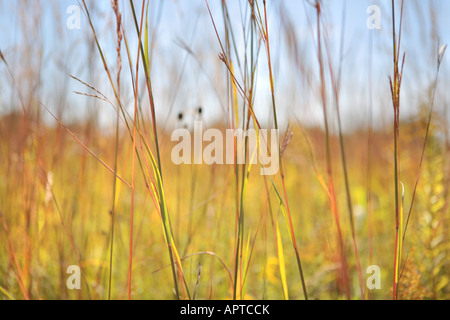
[0,0,449,300]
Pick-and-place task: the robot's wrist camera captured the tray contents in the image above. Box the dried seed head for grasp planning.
[0,50,5,64]
[178,112,184,121]
[281,127,293,158]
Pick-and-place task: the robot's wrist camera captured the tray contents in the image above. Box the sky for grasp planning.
[1,0,449,133]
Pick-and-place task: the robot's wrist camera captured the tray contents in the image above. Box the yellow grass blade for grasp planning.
[276,221,289,300]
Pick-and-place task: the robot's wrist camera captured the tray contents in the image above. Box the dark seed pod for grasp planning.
[197,107,203,115]
[178,112,184,121]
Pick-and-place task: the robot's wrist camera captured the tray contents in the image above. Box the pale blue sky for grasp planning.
[1,0,449,132]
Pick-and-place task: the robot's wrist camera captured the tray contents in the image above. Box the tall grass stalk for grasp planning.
[79,0,189,300]
[399,43,447,290]
[366,30,375,300]
[321,2,365,297]
[402,43,446,242]
[389,0,405,300]
[206,0,308,299]
[128,0,188,300]
[106,0,123,301]
[311,0,350,298]
[260,0,308,300]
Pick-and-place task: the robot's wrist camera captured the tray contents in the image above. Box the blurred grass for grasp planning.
[0,114,448,300]
[0,0,449,301]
